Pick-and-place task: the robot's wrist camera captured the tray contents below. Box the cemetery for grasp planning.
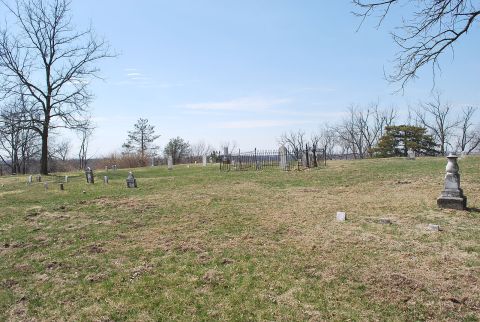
[0,155,479,320]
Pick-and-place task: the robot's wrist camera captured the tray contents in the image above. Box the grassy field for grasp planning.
[0,157,479,321]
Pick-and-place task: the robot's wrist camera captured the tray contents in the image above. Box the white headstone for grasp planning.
[167,156,173,170]
[203,155,207,167]
[407,149,416,160]
[27,175,32,184]
[279,146,288,171]
[336,212,346,221]
[104,176,109,184]
[64,175,69,183]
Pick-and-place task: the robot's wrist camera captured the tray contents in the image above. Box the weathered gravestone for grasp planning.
[27,175,32,184]
[65,175,69,183]
[59,183,64,191]
[203,155,207,167]
[407,149,416,160]
[437,153,467,210]
[105,166,108,171]
[44,182,48,190]
[126,172,137,188]
[85,167,94,184]
[36,175,42,182]
[279,145,288,171]
[167,156,173,170]
[104,176,109,184]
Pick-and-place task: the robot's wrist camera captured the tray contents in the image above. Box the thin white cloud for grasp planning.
[183,97,291,111]
[127,72,143,77]
[213,119,311,129]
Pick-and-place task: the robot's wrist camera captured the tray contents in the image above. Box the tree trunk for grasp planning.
[40,124,49,175]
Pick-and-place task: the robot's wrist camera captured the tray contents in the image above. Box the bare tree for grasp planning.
[354,1,480,88]
[278,130,306,160]
[77,123,94,170]
[456,106,479,153]
[190,140,214,157]
[219,141,238,155]
[51,139,71,161]
[415,93,459,155]
[0,95,40,174]
[0,0,112,174]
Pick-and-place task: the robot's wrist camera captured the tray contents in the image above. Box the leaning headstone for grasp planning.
[203,155,207,167]
[336,212,346,221]
[437,153,467,210]
[59,183,64,191]
[85,167,94,184]
[126,172,137,188]
[64,175,69,183]
[103,176,109,184]
[36,175,42,182]
[167,156,173,170]
[27,175,32,184]
[279,146,288,171]
[407,149,416,160]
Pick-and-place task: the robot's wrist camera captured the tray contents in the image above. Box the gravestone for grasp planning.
[105,166,108,171]
[167,156,173,170]
[44,182,48,190]
[27,175,32,184]
[279,146,288,171]
[407,149,416,160]
[437,153,467,210]
[151,157,155,167]
[113,165,117,171]
[65,175,69,183]
[336,212,346,221]
[85,167,94,184]
[427,224,441,231]
[104,176,109,184]
[203,155,207,167]
[126,172,137,188]
[36,175,42,182]
[59,183,64,191]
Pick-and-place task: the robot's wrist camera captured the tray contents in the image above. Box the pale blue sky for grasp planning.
[66,1,479,155]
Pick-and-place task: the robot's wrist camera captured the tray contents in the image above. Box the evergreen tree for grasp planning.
[122,118,160,166]
[374,125,437,157]
[163,137,190,164]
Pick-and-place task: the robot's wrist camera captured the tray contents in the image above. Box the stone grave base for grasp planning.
[437,196,467,210]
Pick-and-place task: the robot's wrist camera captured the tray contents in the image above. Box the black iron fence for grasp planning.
[219,147,326,171]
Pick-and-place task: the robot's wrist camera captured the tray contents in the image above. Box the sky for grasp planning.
[52,1,480,155]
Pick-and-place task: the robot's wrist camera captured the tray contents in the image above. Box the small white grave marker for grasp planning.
[336,212,347,221]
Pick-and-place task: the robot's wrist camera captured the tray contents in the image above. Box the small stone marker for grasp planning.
[336,212,346,221]
[378,218,392,225]
[126,171,137,188]
[167,156,173,170]
[427,224,441,231]
[59,183,64,191]
[103,176,109,184]
[64,175,69,183]
[203,154,207,167]
[407,148,416,160]
[437,153,467,210]
[85,167,94,184]
[44,182,48,190]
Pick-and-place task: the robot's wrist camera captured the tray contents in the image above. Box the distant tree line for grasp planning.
[279,94,480,160]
